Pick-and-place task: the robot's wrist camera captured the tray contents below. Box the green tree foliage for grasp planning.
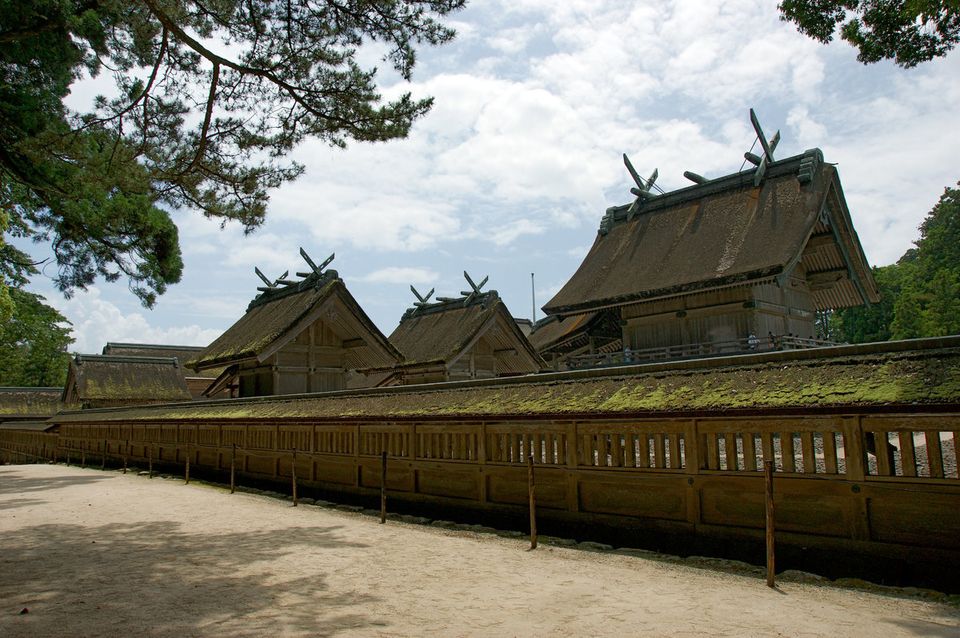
[0,0,465,306]
[0,287,74,386]
[833,263,900,342]
[0,205,74,386]
[836,182,960,341]
[779,1,960,67]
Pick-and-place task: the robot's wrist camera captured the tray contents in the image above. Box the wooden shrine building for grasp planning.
[543,114,879,366]
[189,251,401,397]
[374,274,545,385]
[528,311,622,370]
[102,342,225,399]
[61,354,192,409]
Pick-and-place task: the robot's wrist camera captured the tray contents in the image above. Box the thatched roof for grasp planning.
[102,343,217,378]
[189,273,401,372]
[62,355,192,406]
[51,336,960,423]
[386,291,544,374]
[0,387,61,417]
[544,150,879,316]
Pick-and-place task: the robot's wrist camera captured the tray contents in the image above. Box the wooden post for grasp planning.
[528,453,538,550]
[185,444,191,484]
[148,445,154,479]
[123,441,128,474]
[81,448,85,468]
[101,440,106,470]
[380,451,387,524]
[291,448,298,506]
[764,459,775,588]
[66,450,71,466]
[230,443,236,494]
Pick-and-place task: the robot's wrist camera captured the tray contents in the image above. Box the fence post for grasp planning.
[380,450,387,524]
[148,444,154,479]
[764,459,776,588]
[230,443,236,494]
[185,443,191,484]
[291,448,298,506]
[123,441,128,474]
[101,440,106,470]
[81,447,85,468]
[528,453,538,550]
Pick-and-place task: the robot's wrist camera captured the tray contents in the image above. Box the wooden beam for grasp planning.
[804,233,835,251]
[807,268,847,286]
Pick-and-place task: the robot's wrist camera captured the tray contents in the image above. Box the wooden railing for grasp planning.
[567,335,838,369]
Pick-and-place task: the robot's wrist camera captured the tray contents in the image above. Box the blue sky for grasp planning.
[14,0,960,353]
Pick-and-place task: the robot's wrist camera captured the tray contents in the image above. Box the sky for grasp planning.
[14,0,960,353]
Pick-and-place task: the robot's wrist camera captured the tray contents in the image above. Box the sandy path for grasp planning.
[1,465,957,638]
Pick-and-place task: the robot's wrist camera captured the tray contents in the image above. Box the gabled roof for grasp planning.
[62,355,192,404]
[544,149,879,316]
[102,343,218,378]
[189,272,401,371]
[387,291,544,374]
[0,387,61,417]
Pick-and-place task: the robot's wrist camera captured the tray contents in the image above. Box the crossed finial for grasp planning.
[409,285,435,313]
[254,267,289,291]
[460,271,489,306]
[623,154,658,220]
[744,108,780,186]
[296,247,334,278]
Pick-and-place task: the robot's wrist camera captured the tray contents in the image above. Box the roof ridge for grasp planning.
[103,342,205,352]
[399,290,500,321]
[74,354,182,366]
[599,148,824,235]
[246,270,339,310]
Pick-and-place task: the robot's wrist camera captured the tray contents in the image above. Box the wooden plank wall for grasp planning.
[3,413,959,556]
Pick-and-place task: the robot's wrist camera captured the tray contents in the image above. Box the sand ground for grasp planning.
[1,464,958,638]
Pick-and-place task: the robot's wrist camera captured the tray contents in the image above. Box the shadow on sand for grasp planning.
[0,469,383,636]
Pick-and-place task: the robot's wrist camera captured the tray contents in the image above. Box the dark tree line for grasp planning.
[831,183,960,342]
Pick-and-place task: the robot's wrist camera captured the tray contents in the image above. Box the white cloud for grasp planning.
[489,219,546,246]
[49,288,223,354]
[25,0,960,340]
[358,267,440,284]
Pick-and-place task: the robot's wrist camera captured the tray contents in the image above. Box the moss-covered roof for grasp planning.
[385,291,544,374]
[0,387,62,416]
[190,276,401,371]
[103,343,219,378]
[51,339,960,423]
[191,278,338,369]
[389,292,501,366]
[64,355,192,404]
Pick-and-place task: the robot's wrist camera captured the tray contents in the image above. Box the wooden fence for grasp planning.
[3,412,957,557]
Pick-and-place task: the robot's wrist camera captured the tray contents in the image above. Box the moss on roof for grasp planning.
[66,356,191,402]
[0,387,62,416]
[51,344,960,423]
[389,293,500,365]
[191,279,338,369]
